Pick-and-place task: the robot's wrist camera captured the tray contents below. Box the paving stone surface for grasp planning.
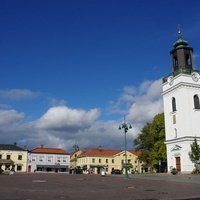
[0,173,200,200]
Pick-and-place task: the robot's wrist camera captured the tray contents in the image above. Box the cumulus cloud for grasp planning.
[49,98,67,107]
[35,106,101,131]
[127,79,163,123]
[108,79,163,119]
[0,89,40,101]
[0,79,164,152]
[0,110,24,126]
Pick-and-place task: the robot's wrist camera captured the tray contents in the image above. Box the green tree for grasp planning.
[133,113,166,172]
[188,137,200,173]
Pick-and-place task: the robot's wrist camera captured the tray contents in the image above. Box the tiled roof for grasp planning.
[129,150,142,156]
[31,148,69,155]
[78,149,121,157]
[0,144,26,151]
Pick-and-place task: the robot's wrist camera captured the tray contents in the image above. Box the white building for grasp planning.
[162,27,200,173]
[28,145,70,173]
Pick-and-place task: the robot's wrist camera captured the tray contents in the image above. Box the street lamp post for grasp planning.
[118,115,132,179]
[73,144,79,174]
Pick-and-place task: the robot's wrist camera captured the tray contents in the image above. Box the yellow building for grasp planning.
[0,143,28,173]
[75,146,143,174]
[70,149,82,172]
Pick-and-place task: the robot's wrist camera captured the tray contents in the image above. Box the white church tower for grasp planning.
[162,25,200,173]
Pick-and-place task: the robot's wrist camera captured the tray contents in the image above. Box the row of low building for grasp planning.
[0,143,145,174]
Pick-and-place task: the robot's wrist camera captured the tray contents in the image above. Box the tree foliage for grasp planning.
[133,113,166,171]
[189,137,200,173]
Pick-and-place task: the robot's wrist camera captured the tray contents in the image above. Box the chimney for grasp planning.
[23,145,27,150]
[98,145,102,151]
[41,144,44,148]
[14,142,17,146]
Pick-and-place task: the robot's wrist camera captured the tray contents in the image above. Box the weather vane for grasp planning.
[178,24,182,39]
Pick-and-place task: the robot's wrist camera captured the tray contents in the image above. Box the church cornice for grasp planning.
[162,80,200,96]
[165,136,200,144]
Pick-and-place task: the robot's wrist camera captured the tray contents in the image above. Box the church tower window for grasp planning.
[173,56,178,67]
[185,54,191,65]
[194,95,200,109]
[172,97,177,112]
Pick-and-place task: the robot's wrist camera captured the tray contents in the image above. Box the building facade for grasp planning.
[0,143,28,173]
[75,146,143,174]
[162,27,200,173]
[28,145,70,173]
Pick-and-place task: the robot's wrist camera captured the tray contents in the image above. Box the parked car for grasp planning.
[111,169,121,174]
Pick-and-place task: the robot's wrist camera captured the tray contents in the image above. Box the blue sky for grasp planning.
[1,0,200,152]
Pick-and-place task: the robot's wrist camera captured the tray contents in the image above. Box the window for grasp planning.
[112,159,114,164]
[32,157,36,162]
[6,155,11,160]
[173,56,178,70]
[135,160,137,164]
[0,154,2,159]
[106,159,108,163]
[57,157,61,162]
[17,165,22,171]
[99,159,101,163]
[47,157,52,162]
[63,157,66,162]
[92,158,95,163]
[121,160,124,165]
[194,95,200,109]
[173,115,176,124]
[174,128,177,138]
[172,97,177,112]
[186,54,191,65]
[18,155,22,160]
[39,156,44,162]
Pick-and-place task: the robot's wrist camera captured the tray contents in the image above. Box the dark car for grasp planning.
[111,169,121,174]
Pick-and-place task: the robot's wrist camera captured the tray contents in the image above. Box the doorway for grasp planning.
[175,157,181,171]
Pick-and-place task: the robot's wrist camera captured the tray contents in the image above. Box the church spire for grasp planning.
[170,25,194,72]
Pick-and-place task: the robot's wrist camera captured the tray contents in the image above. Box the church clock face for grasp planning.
[191,72,199,82]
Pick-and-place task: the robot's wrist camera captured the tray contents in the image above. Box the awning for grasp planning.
[0,159,14,165]
[90,165,108,168]
[37,165,69,169]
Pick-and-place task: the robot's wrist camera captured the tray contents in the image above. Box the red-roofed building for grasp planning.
[74,146,144,174]
[28,144,70,173]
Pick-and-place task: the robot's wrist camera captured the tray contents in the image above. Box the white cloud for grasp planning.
[0,110,24,126]
[127,79,163,123]
[107,79,163,118]
[0,89,40,101]
[49,98,67,107]
[0,79,164,152]
[35,106,101,131]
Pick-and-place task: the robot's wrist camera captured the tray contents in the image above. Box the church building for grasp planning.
[162,26,200,173]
